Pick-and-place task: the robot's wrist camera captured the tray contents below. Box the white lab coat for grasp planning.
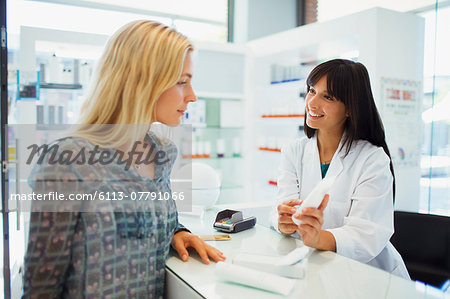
[270,134,410,279]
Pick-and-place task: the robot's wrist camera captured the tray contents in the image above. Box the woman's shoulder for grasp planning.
[147,132,177,160]
[350,139,390,163]
[47,136,95,152]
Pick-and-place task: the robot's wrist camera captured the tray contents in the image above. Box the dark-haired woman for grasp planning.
[271,59,409,278]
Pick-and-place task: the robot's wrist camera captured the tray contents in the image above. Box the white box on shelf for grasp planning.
[220,100,243,128]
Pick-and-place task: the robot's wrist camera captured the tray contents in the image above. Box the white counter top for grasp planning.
[165,210,447,299]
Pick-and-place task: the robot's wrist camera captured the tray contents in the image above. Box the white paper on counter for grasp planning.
[232,252,306,279]
[216,261,296,296]
[275,246,310,266]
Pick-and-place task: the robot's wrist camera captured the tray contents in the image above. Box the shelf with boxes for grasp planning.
[181,94,244,159]
[12,69,87,125]
[16,71,82,101]
[12,26,106,126]
[269,63,314,85]
[187,127,243,160]
[257,77,307,121]
[250,60,312,200]
[12,51,94,126]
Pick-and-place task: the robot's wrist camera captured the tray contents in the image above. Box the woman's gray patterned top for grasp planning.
[22,132,186,299]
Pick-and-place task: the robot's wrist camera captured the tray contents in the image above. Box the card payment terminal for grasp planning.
[213,209,256,233]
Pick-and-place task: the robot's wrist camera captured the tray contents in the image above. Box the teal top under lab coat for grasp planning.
[320,163,330,178]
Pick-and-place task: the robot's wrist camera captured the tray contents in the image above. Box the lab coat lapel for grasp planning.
[325,133,355,185]
[301,134,352,198]
[300,136,322,198]
[325,145,344,184]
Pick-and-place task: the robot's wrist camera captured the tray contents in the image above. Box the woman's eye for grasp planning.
[177,81,187,85]
[324,95,332,100]
[309,89,315,94]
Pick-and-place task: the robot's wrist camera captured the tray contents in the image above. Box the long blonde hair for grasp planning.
[73,20,193,149]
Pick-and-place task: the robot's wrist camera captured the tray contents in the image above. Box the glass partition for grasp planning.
[419,3,450,216]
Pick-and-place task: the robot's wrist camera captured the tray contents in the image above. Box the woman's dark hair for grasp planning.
[304,59,395,201]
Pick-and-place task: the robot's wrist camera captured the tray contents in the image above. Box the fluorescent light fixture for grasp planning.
[28,0,228,25]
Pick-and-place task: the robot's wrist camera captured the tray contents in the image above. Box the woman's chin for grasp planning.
[306,119,319,129]
[165,120,181,127]
[154,118,181,127]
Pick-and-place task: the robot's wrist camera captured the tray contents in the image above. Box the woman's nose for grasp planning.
[186,86,197,102]
[307,94,319,109]
[187,95,197,103]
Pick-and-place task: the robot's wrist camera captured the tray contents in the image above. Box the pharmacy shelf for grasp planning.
[193,126,244,130]
[260,114,304,118]
[270,78,301,85]
[16,97,38,101]
[196,92,243,101]
[183,156,244,162]
[220,185,245,190]
[40,83,82,90]
[258,148,281,152]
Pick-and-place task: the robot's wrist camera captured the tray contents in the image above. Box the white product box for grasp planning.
[220,100,243,128]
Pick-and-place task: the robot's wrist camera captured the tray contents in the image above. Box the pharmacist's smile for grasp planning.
[307,110,325,119]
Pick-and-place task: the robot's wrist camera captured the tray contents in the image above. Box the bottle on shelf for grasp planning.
[217,139,225,158]
[48,53,60,83]
[258,136,294,152]
[192,140,200,158]
[198,141,206,158]
[73,59,80,85]
[232,138,241,158]
[260,98,305,118]
[270,63,302,84]
[204,141,211,158]
[182,141,191,159]
[267,165,279,187]
[80,62,92,87]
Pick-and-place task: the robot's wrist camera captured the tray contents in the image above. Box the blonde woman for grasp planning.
[23,20,224,298]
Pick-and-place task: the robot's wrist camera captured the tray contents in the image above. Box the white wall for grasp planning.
[233,0,297,43]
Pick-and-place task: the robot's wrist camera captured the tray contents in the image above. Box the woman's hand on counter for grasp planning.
[172,230,226,264]
[277,198,303,235]
[294,194,336,251]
